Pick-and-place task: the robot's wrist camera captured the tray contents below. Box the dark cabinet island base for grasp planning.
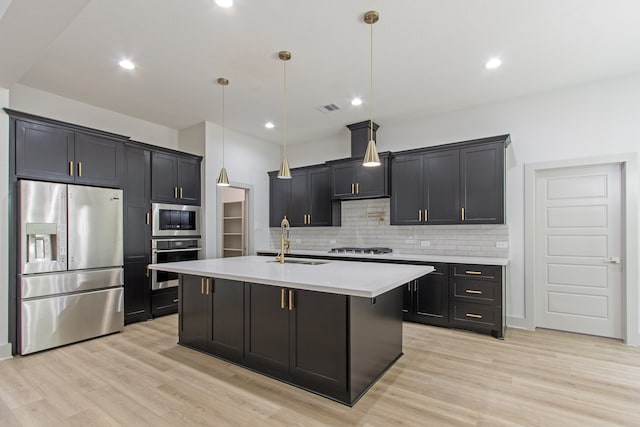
[177,275,403,406]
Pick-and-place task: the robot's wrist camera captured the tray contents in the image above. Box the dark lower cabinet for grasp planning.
[151,288,179,317]
[123,261,151,324]
[179,276,245,362]
[403,262,503,338]
[403,263,449,327]
[178,276,401,405]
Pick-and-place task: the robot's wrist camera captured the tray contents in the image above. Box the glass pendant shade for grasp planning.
[277,157,291,179]
[217,166,230,186]
[363,139,381,167]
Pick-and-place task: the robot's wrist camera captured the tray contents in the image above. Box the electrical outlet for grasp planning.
[420,241,431,247]
[330,239,336,244]
[496,241,509,248]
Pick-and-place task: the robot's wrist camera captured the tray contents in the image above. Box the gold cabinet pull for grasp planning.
[145,267,149,278]
[201,278,205,294]
[289,289,294,311]
[172,299,179,303]
[351,183,355,194]
[413,281,417,292]
[69,161,74,176]
[281,288,286,309]
[146,212,150,225]
[465,289,483,294]
[174,187,178,198]
[465,271,482,275]
[407,282,411,291]
[78,162,82,177]
[465,313,483,319]
[307,214,311,224]
[424,209,428,222]
[356,182,359,194]
[461,207,465,221]
[418,210,422,221]
[206,278,210,295]
[180,187,183,199]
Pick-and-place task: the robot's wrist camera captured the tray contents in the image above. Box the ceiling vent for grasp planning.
[316,103,342,113]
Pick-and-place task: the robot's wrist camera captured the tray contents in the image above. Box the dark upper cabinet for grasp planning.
[15,120,75,183]
[329,153,389,200]
[269,171,291,227]
[391,149,459,225]
[391,136,508,225]
[460,143,504,224]
[15,119,124,187]
[74,132,124,187]
[269,166,339,228]
[123,145,151,324]
[151,151,201,205]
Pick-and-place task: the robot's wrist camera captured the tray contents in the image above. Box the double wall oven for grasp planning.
[151,203,202,290]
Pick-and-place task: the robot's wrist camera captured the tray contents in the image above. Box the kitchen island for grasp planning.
[148,255,433,405]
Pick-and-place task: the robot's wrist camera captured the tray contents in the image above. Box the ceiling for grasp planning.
[2,0,640,145]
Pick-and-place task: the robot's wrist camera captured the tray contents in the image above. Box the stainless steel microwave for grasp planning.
[152,203,201,237]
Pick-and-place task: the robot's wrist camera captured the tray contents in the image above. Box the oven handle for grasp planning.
[153,248,202,253]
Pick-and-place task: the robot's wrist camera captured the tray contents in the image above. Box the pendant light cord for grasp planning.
[369,19,374,142]
[283,59,287,157]
[221,83,225,168]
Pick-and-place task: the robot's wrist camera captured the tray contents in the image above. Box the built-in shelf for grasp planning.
[223,201,245,258]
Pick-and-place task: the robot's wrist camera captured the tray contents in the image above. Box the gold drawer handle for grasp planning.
[172,299,179,303]
[289,289,294,311]
[465,289,483,295]
[465,271,482,275]
[201,278,205,294]
[281,288,286,309]
[466,313,483,319]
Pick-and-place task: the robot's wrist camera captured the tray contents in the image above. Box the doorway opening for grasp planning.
[220,186,248,257]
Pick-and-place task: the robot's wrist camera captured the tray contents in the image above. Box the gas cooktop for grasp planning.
[328,247,393,255]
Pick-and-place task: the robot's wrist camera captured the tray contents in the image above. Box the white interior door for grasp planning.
[535,164,623,339]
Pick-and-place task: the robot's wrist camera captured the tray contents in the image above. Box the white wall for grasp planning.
[178,122,206,157]
[204,122,280,258]
[0,88,11,358]
[286,72,640,331]
[9,84,179,149]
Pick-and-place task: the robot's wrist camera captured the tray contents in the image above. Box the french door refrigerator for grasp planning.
[19,180,124,354]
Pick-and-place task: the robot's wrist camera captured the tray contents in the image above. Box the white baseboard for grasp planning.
[0,343,13,360]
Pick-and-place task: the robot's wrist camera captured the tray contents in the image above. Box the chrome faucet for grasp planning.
[276,216,290,264]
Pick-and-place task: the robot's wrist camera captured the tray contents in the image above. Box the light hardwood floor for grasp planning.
[1,315,639,426]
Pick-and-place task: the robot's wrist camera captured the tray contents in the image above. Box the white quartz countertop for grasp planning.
[257,249,510,266]
[148,255,433,298]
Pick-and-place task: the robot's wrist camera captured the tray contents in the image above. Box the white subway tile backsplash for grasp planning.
[269,199,510,257]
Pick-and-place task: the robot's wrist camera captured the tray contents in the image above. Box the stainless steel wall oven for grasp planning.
[151,238,201,289]
[152,203,201,237]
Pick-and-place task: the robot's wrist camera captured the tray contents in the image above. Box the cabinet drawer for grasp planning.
[451,264,500,281]
[152,288,179,317]
[451,302,500,329]
[452,278,498,303]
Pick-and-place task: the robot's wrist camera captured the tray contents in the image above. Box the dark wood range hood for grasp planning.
[347,120,379,158]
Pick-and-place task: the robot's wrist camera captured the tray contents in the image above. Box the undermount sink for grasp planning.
[267,259,329,266]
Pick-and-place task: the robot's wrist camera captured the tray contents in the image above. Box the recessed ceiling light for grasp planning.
[485,57,502,70]
[215,0,233,7]
[265,122,275,129]
[119,59,135,70]
[351,97,363,106]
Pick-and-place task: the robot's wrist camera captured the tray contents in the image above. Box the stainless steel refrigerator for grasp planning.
[19,180,124,355]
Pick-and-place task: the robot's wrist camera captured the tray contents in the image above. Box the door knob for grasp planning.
[608,257,621,264]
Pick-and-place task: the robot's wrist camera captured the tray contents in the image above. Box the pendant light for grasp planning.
[363,10,381,167]
[216,77,230,186]
[277,50,292,179]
